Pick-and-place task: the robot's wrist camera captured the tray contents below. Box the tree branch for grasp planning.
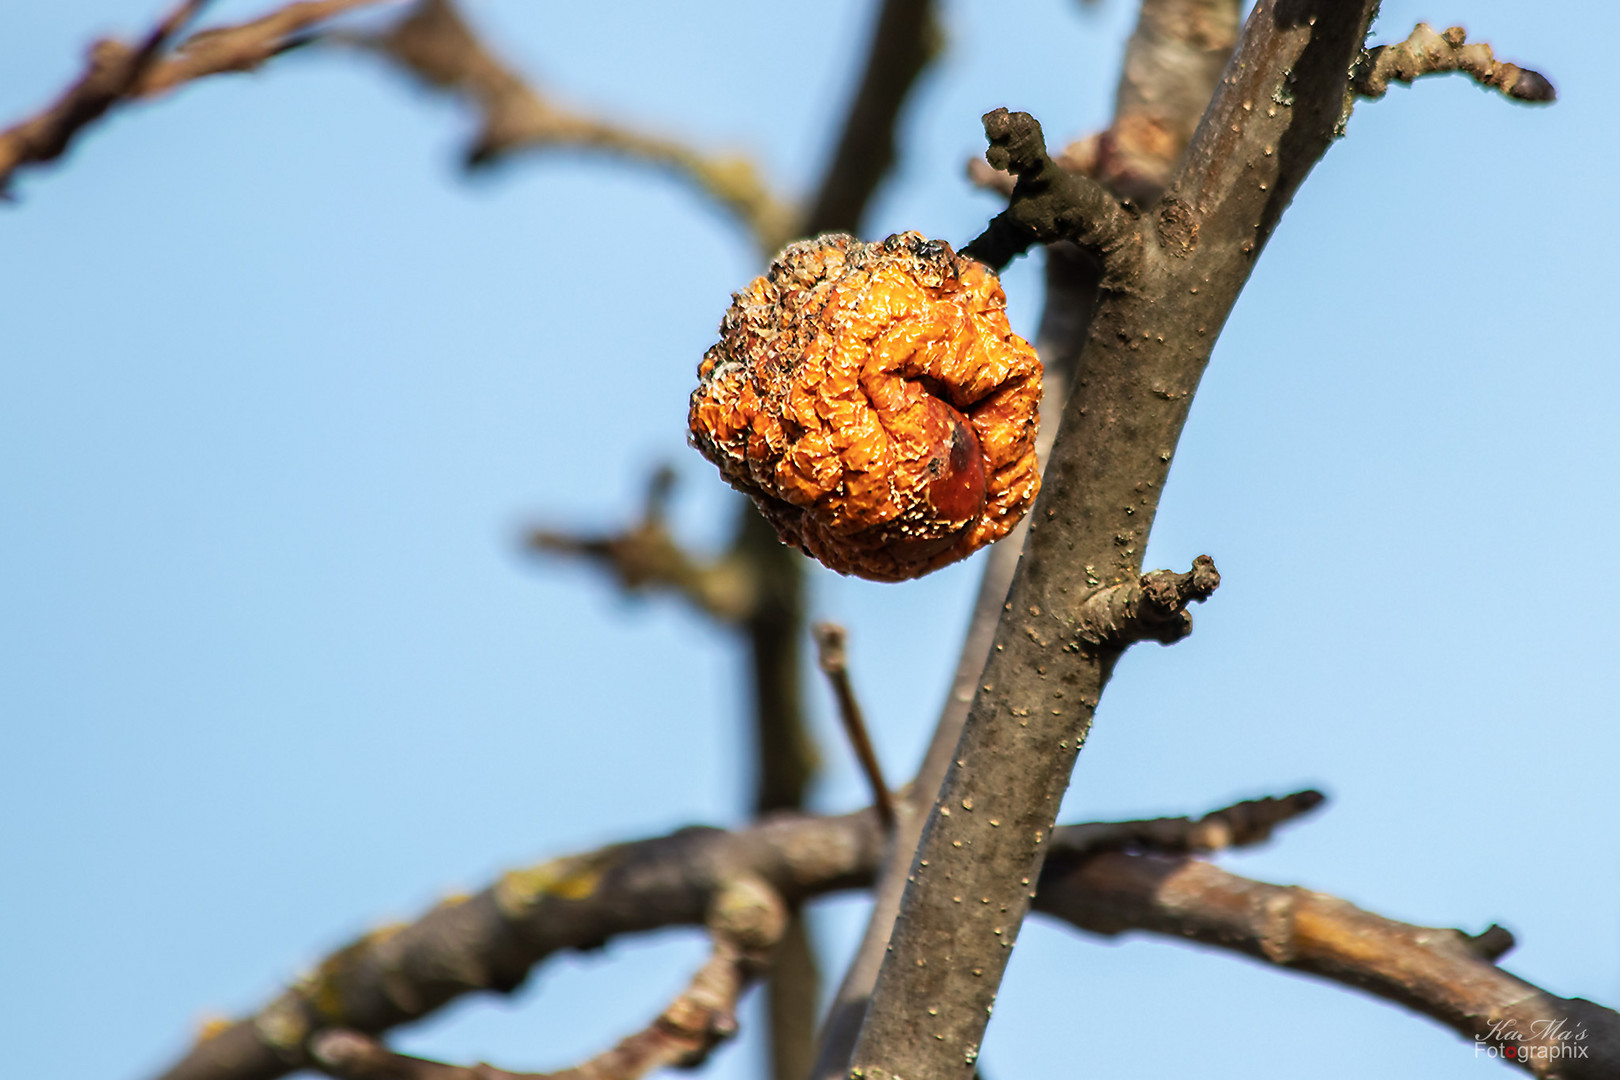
[801,0,939,236]
[148,793,1316,1080]
[151,790,1619,1080]
[1039,855,1619,1078]
[525,466,757,625]
[307,876,787,1080]
[1072,554,1220,649]
[0,0,212,194]
[816,5,1246,1074]
[848,4,1391,1078]
[812,624,896,830]
[339,0,795,251]
[152,812,882,1080]
[1353,23,1557,104]
[136,0,391,96]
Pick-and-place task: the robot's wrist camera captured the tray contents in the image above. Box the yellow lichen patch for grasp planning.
[495,851,613,919]
[193,1013,233,1044]
[689,232,1041,581]
[293,922,409,1023]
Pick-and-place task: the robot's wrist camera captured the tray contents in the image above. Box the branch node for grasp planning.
[1466,922,1517,961]
[960,108,1141,280]
[1073,554,1220,649]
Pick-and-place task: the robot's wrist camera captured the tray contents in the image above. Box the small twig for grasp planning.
[525,466,757,624]
[839,6,1245,1074]
[139,0,392,97]
[811,624,896,830]
[1353,24,1556,104]
[1047,789,1324,858]
[960,108,1142,277]
[801,0,939,235]
[1072,554,1221,649]
[308,876,787,1080]
[341,0,795,250]
[0,0,212,193]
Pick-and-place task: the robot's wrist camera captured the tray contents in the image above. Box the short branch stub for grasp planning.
[1073,554,1220,648]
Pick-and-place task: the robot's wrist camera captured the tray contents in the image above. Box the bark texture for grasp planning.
[848,4,1387,1077]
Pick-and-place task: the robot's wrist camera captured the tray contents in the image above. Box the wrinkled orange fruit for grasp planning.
[688,232,1042,582]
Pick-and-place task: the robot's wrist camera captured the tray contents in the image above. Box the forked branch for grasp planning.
[307,876,787,1080]
[150,792,1620,1080]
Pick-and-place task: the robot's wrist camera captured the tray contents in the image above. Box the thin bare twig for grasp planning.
[138,0,391,97]
[526,466,757,625]
[1353,24,1556,104]
[811,624,896,830]
[339,0,795,251]
[0,0,211,193]
[801,0,939,236]
[1046,789,1323,857]
[150,793,1328,1080]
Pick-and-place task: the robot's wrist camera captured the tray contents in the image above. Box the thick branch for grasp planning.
[153,792,1620,1080]
[1081,0,1245,200]
[1353,24,1556,104]
[308,876,787,1080]
[1039,855,1620,1079]
[154,813,881,1080]
[848,4,1388,1078]
[149,794,1319,1080]
[818,5,1246,1074]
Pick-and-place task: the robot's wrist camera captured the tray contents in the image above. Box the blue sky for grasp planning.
[2,2,1615,1078]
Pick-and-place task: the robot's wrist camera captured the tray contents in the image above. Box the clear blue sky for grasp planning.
[2,2,1615,1078]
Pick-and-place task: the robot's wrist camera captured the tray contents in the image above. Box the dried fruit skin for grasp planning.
[689,232,1042,582]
